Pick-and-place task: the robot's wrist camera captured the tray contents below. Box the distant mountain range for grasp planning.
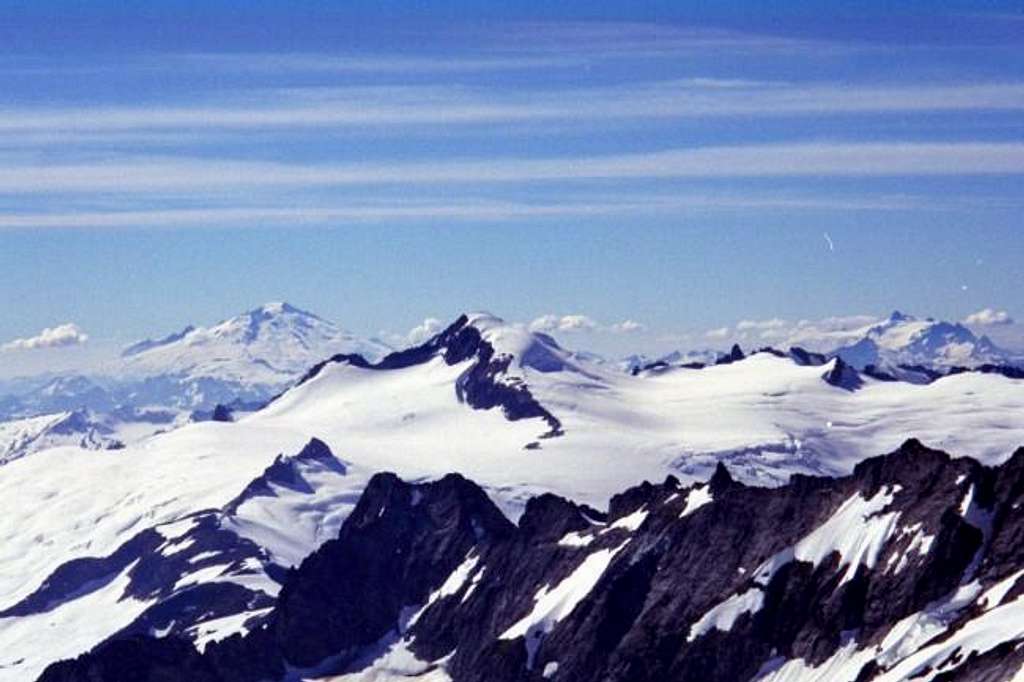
[832,310,1016,371]
[0,306,1020,448]
[0,410,124,465]
[617,310,1020,378]
[2,306,1020,423]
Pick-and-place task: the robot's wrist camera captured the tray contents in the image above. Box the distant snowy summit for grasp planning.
[833,310,1015,372]
[609,310,1019,377]
[119,301,391,386]
[0,303,392,421]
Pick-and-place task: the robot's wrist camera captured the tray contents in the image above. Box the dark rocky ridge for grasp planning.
[294,315,563,437]
[714,343,746,365]
[39,440,1024,682]
[823,355,864,390]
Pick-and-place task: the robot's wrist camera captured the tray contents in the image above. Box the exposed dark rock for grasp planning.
[896,363,946,383]
[37,636,221,682]
[631,360,706,376]
[631,359,669,375]
[190,398,267,422]
[949,363,1024,380]
[15,438,348,677]
[789,346,828,366]
[259,471,516,671]
[823,356,863,390]
[122,326,197,358]
[517,493,592,543]
[38,439,1024,682]
[211,404,234,422]
[715,344,745,365]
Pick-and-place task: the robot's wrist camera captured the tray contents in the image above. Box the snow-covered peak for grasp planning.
[463,312,555,363]
[258,301,298,315]
[833,311,1011,370]
[456,312,598,376]
[887,309,912,323]
[118,303,392,387]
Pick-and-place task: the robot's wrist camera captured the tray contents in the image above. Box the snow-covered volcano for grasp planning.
[832,310,1013,371]
[0,303,393,420]
[120,301,391,387]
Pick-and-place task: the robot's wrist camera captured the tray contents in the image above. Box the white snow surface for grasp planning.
[500,540,629,668]
[5,315,1024,678]
[119,302,391,387]
[607,507,648,532]
[679,485,714,518]
[408,553,480,628]
[558,531,595,548]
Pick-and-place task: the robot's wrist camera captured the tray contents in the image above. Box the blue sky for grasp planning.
[0,2,1023,374]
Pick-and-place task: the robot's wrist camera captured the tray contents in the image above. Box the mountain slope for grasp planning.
[38,440,1024,682]
[6,312,1024,679]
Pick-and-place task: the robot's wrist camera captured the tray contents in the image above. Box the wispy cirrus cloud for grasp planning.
[0,192,947,230]
[2,323,89,351]
[1,142,1023,197]
[175,52,585,74]
[0,80,1021,139]
[473,22,851,58]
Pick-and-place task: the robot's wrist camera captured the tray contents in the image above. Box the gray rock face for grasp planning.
[38,440,1024,682]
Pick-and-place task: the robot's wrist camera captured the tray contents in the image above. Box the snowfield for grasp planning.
[3,314,1024,679]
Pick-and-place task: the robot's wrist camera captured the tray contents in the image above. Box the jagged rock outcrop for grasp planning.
[823,356,864,390]
[295,314,563,437]
[715,343,746,365]
[38,440,1024,682]
[788,346,828,366]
